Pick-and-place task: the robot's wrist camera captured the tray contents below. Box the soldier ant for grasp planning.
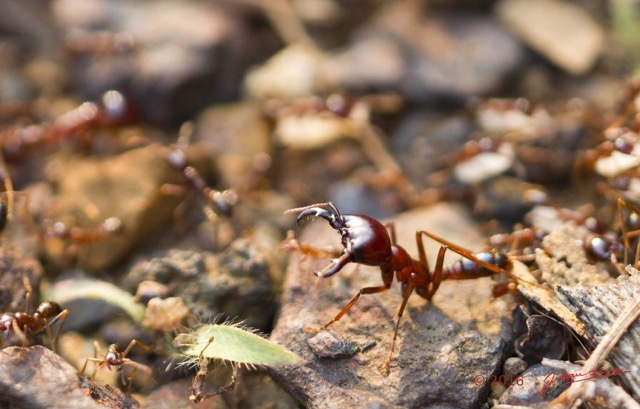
[286,202,546,375]
[0,277,68,352]
[187,336,238,403]
[80,339,157,393]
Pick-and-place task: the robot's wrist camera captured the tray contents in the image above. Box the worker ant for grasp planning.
[187,336,238,403]
[286,202,545,375]
[80,339,157,393]
[42,216,123,243]
[161,122,238,227]
[0,89,135,160]
[0,277,68,352]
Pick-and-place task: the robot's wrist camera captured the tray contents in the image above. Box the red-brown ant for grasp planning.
[42,216,123,243]
[162,122,238,226]
[80,339,157,393]
[0,278,68,352]
[165,146,237,223]
[0,89,135,160]
[286,202,544,375]
[162,122,272,230]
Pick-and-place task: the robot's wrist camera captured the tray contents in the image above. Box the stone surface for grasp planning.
[0,238,43,312]
[0,345,137,409]
[327,3,525,100]
[555,269,640,401]
[52,0,279,126]
[497,362,569,406]
[40,143,214,271]
[496,0,605,75]
[270,203,516,408]
[125,240,276,331]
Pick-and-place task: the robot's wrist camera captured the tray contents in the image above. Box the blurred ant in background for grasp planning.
[0,89,136,160]
[162,121,271,242]
[0,277,68,352]
[80,339,158,394]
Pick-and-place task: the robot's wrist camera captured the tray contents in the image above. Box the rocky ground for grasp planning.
[0,1,639,408]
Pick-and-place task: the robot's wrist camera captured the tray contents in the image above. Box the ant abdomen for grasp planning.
[444,252,512,280]
[34,301,63,320]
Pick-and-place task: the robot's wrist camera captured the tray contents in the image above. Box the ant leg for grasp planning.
[10,319,28,347]
[43,309,68,353]
[427,245,448,300]
[281,231,342,259]
[120,339,160,359]
[380,273,416,376]
[305,284,391,333]
[81,357,105,380]
[415,231,448,300]
[417,230,543,290]
[618,198,640,267]
[385,222,397,244]
[124,365,137,395]
[89,341,103,380]
[119,360,153,394]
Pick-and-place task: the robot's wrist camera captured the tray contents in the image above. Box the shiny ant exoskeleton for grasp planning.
[0,278,68,352]
[80,339,157,394]
[285,202,541,374]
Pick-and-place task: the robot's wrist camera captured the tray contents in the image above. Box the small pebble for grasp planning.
[307,330,359,359]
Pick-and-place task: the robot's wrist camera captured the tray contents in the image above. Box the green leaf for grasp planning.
[44,279,145,323]
[178,324,302,367]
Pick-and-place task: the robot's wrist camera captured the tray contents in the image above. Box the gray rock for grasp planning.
[307,330,359,359]
[327,4,525,101]
[52,0,279,126]
[40,143,215,271]
[125,240,276,331]
[498,362,569,405]
[503,357,527,378]
[0,345,137,409]
[496,0,605,75]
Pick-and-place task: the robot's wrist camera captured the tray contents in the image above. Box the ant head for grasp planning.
[105,345,122,368]
[295,202,345,231]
